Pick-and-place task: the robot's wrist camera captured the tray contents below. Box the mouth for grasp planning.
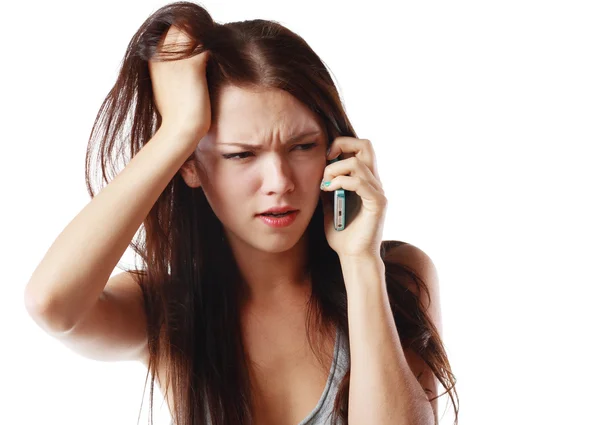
[256,210,298,218]
[256,210,300,228]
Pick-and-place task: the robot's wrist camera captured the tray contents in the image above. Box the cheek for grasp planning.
[301,160,327,184]
[203,169,253,215]
[201,158,241,191]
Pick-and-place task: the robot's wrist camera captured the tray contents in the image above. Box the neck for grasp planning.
[226,231,312,309]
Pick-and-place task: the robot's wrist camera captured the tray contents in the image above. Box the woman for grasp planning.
[24,2,458,424]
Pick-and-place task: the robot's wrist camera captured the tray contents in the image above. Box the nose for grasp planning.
[261,154,295,195]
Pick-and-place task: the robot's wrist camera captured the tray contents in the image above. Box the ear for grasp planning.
[178,159,203,189]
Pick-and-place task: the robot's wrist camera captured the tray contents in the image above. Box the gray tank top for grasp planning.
[296,326,350,425]
[198,327,350,425]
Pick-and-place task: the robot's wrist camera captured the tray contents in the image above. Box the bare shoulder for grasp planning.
[382,240,441,319]
[53,270,150,365]
[382,240,443,413]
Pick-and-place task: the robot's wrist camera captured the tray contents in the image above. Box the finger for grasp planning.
[326,137,379,180]
[155,25,195,58]
[320,175,386,208]
[323,156,383,192]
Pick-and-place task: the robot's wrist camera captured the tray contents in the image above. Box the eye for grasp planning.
[222,151,253,160]
[222,143,317,160]
[295,143,318,151]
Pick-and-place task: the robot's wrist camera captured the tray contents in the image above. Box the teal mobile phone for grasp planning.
[327,156,346,231]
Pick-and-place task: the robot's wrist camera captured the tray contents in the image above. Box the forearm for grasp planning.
[24,125,199,332]
[341,256,435,425]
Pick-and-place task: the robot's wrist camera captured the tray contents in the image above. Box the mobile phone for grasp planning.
[327,156,346,231]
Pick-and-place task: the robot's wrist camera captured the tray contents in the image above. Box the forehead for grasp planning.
[213,85,323,143]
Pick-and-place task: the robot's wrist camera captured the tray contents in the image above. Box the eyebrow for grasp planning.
[219,130,323,149]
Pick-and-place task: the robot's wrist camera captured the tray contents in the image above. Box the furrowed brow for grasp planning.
[220,130,322,149]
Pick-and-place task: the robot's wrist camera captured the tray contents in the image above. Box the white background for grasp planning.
[2,1,598,424]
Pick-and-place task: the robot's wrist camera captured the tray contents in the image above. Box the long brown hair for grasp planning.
[84,2,458,424]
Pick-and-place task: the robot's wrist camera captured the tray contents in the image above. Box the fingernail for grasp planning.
[320,180,331,190]
[326,147,331,157]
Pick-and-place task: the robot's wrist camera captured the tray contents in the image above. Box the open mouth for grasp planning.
[256,210,300,228]
[259,211,296,218]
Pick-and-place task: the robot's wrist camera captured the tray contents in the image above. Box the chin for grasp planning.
[255,230,306,253]
[247,218,309,253]
[258,240,299,254]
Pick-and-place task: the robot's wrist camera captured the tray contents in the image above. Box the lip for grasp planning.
[256,210,299,228]
[257,206,298,215]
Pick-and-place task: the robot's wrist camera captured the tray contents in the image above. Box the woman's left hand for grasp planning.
[320,137,388,260]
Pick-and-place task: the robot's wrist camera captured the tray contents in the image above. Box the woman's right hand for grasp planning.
[148,25,212,142]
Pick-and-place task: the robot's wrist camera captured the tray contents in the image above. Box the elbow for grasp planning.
[24,286,75,335]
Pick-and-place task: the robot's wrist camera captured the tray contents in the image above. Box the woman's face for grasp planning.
[185,85,328,253]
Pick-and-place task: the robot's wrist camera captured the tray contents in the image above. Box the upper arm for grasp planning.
[384,242,442,415]
[51,271,149,364]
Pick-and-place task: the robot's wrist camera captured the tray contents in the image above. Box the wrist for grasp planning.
[339,255,386,291]
[339,254,384,269]
[159,122,207,143]
[156,123,206,155]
